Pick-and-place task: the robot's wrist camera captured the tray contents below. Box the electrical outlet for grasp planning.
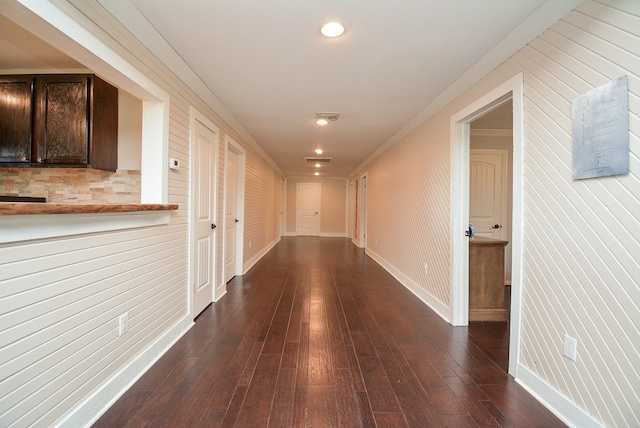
[249,241,252,249]
[119,312,129,336]
[563,334,577,361]
[423,263,428,275]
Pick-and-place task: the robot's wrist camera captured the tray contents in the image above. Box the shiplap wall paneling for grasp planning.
[0,225,187,426]
[0,1,284,427]
[358,1,639,426]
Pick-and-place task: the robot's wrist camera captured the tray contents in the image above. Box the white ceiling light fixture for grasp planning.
[314,171,320,176]
[320,21,345,38]
[316,118,329,126]
[315,149,323,155]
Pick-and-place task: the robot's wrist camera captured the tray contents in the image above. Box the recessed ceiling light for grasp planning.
[316,118,329,126]
[314,171,320,176]
[320,21,345,38]
[315,149,323,154]
[315,163,321,168]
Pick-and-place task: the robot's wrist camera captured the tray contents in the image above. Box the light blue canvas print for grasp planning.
[572,75,629,180]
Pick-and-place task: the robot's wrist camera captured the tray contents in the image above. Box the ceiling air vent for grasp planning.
[305,157,332,163]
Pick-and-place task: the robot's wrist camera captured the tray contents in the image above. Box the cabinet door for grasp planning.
[34,75,89,165]
[0,76,33,163]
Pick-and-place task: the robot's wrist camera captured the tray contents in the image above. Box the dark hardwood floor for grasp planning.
[94,237,565,427]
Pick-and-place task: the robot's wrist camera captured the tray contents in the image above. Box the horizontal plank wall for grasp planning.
[242,150,281,272]
[359,1,639,426]
[0,226,188,427]
[0,1,283,427]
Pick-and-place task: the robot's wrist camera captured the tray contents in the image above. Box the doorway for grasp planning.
[359,174,367,248]
[224,137,245,284]
[450,74,524,375]
[189,108,219,318]
[296,182,321,235]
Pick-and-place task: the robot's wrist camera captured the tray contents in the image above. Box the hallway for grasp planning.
[94,237,564,427]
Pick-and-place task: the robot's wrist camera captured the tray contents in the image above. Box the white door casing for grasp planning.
[450,73,524,376]
[470,150,508,240]
[225,149,238,282]
[224,137,246,284]
[296,183,321,235]
[359,174,367,248]
[190,108,218,318]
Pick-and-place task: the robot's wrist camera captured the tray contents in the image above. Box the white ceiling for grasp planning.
[1,1,574,177]
[126,0,551,177]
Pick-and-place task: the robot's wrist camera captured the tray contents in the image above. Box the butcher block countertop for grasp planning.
[0,202,179,216]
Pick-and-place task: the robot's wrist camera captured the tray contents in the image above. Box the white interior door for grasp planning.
[192,115,217,318]
[225,149,238,282]
[296,183,321,235]
[470,150,507,240]
[359,175,367,248]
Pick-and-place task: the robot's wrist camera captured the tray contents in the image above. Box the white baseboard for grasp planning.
[365,248,450,323]
[515,364,604,428]
[56,316,194,428]
[243,237,280,274]
[365,248,602,428]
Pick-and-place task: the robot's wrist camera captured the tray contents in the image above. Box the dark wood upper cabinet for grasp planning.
[0,76,33,164]
[0,74,118,171]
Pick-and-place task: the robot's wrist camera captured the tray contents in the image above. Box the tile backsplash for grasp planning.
[0,168,141,203]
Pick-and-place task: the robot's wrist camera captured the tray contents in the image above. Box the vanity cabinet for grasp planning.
[0,74,118,171]
[469,236,509,321]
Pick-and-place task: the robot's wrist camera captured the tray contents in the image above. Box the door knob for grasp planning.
[491,224,502,229]
[211,223,216,229]
[465,223,475,239]
[235,219,239,223]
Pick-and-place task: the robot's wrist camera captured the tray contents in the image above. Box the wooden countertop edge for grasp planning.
[0,203,179,215]
[469,236,509,245]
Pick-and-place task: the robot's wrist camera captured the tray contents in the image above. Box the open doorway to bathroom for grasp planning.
[467,101,513,371]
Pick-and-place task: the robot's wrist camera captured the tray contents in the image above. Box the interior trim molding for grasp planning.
[55,316,194,428]
[516,364,605,428]
[365,248,450,323]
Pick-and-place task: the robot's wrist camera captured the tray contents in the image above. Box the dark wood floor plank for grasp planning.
[234,354,280,427]
[94,237,565,428]
[345,344,367,392]
[374,413,408,427]
[195,407,227,428]
[308,330,334,386]
[261,274,296,355]
[159,333,243,427]
[92,390,152,428]
[358,356,402,413]
[122,356,201,428]
[268,368,296,427]
[481,383,566,428]
[307,385,339,428]
[354,390,377,427]
[334,368,364,428]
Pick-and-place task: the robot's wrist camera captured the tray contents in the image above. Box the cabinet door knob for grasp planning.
[211,224,216,229]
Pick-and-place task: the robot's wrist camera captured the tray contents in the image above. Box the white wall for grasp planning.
[357,1,639,426]
[117,90,142,171]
